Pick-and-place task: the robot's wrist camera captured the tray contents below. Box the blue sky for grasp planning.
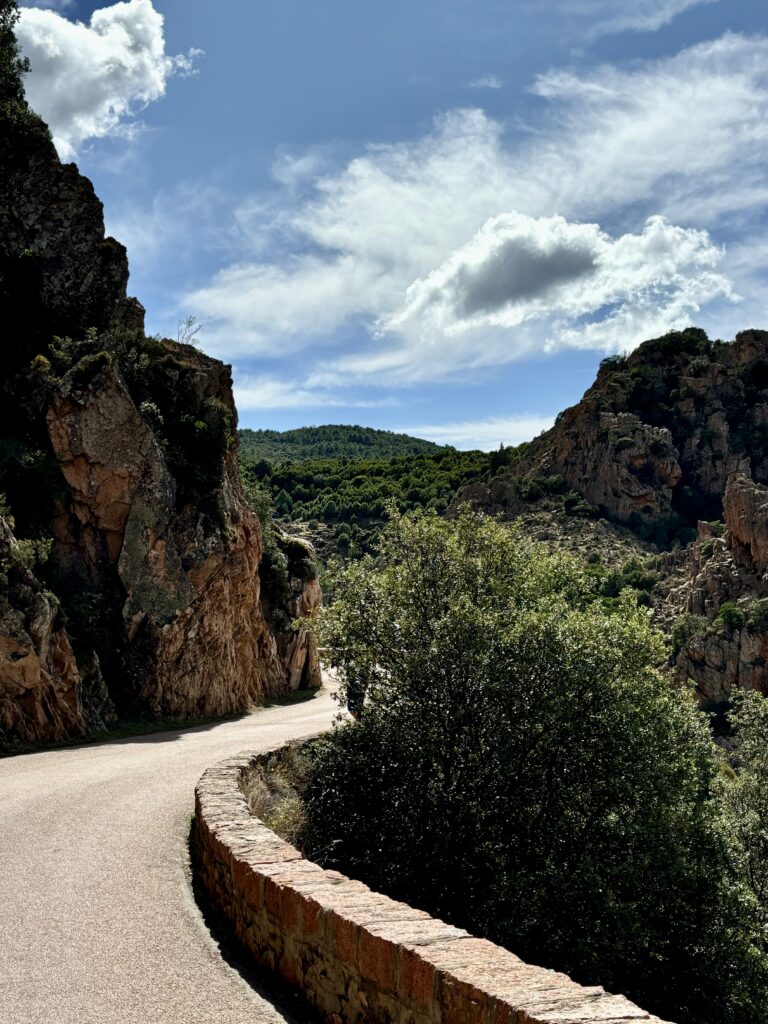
[16,0,768,447]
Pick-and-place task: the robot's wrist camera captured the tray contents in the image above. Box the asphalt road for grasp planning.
[0,686,341,1024]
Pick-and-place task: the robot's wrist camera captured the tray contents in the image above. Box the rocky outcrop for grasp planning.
[520,405,681,521]
[0,104,136,349]
[263,534,323,692]
[725,474,768,570]
[660,476,768,702]
[0,58,321,746]
[40,353,322,723]
[459,328,768,536]
[455,328,768,705]
[0,517,113,746]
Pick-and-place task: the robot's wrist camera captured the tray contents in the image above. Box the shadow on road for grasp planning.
[0,686,327,759]
[187,821,324,1024]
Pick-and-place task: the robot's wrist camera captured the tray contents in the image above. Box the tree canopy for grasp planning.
[301,508,768,1024]
[239,424,443,462]
[0,1,28,108]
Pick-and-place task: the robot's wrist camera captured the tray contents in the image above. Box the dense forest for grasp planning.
[240,440,520,559]
[239,424,443,462]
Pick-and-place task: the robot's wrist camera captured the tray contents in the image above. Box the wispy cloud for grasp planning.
[585,0,719,38]
[529,0,719,39]
[469,74,503,90]
[184,32,767,385]
[403,415,556,451]
[234,376,395,412]
[18,0,202,158]
[21,1,74,8]
[106,182,228,268]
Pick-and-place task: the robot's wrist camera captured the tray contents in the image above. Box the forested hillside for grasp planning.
[241,446,503,560]
[239,424,443,462]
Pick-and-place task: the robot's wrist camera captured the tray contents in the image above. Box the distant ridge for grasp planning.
[239,424,445,462]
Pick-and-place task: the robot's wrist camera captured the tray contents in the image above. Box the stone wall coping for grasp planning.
[194,747,676,1024]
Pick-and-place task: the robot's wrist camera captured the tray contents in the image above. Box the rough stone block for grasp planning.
[358,927,398,992]
[329,909,360,967]
[398,945,436,1011]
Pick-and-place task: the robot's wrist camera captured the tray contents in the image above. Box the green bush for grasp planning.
[303,509,768,1024]
[66,350,111,391]
[571,498,599,518]
[599,558,657,600]
[649,437,671,456]
[718,602,745,633]
[670,613,708,657]
[519,478,543,502]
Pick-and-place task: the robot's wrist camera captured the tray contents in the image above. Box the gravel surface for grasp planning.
[0,687,340,1024]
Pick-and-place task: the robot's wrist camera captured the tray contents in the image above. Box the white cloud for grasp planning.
[469,75,503,90]
[584,0,718,38]
[18,0,202,158]
[187,32,768,382]
[233,375,394,412]
[371,214,731,380]
[403,415,556,451]
[530,0,718,38]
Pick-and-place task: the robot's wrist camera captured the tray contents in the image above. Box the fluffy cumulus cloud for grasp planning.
[377,214,731,377]
[18,0,201,158]
[186,32,768,385]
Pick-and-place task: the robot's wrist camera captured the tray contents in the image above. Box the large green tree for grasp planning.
[303,508,768,1024]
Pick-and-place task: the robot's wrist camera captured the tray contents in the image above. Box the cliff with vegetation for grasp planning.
[0,31,320,748]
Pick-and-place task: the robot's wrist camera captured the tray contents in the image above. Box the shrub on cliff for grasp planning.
[718,601,745,633]
[303,508,768,1024]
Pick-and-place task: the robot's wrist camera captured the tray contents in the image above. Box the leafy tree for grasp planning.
[724,693,768,924]
[0,0,28,108]
[670,611,708,657]
[302,509,768,1024]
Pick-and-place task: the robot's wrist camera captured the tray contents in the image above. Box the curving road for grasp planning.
[0,686,341,1024]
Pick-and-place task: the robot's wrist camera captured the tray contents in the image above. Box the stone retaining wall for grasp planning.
[194,749,674,1024]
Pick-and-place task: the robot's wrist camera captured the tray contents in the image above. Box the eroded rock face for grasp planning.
[43,360,322,721]
[522,403,681,521]
[0,517,114,747]
[458,328,768,532]
[725,474,768,571]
